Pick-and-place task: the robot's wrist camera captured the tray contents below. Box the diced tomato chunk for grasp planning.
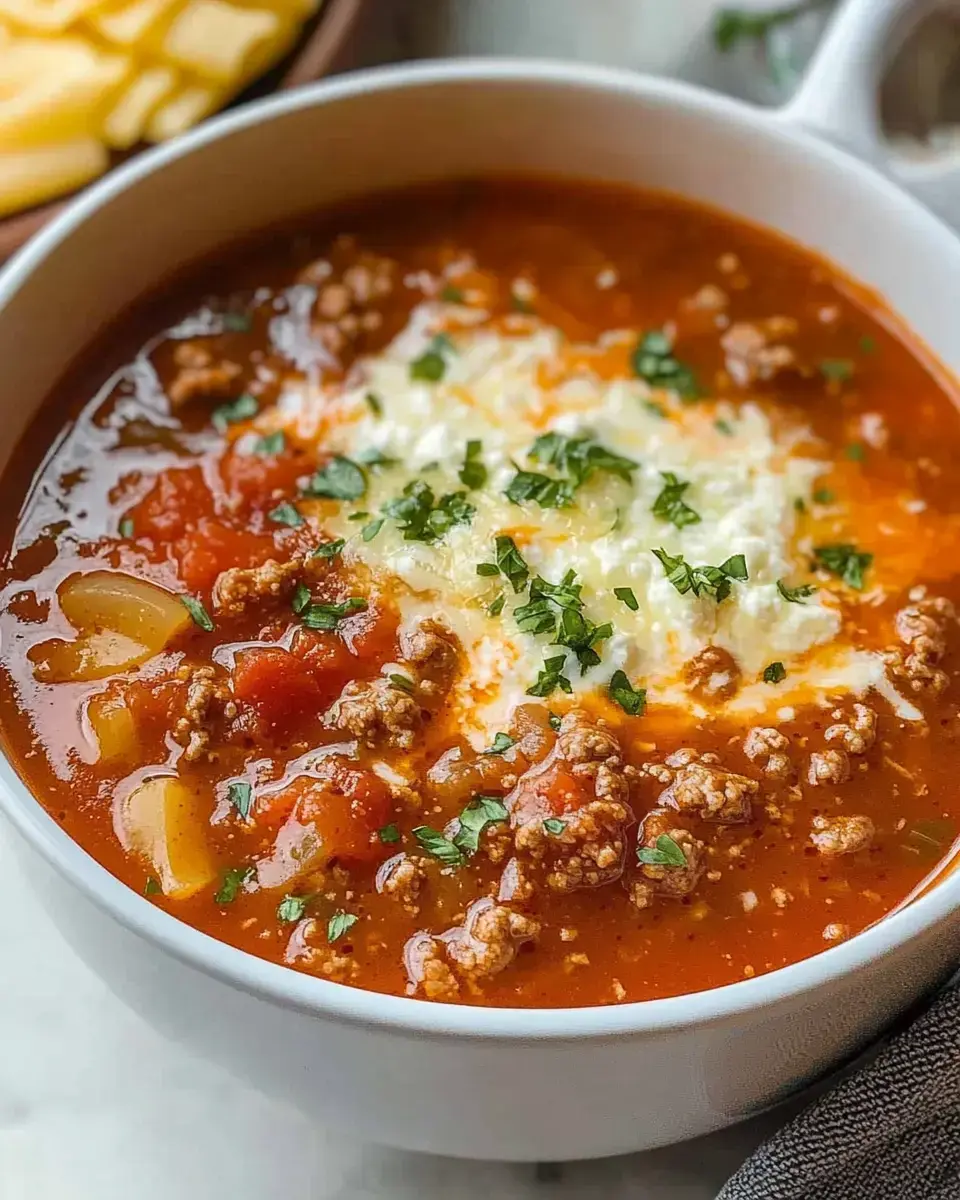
[219,447,308,509]
[290,627,357,699]
[174,519,276,593]
[233,646,322,729]
[293,766,392,863]
[340,603,398,662]
[128,466,216,542]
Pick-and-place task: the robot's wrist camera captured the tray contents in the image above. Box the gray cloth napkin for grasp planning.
[719,983,960,1200]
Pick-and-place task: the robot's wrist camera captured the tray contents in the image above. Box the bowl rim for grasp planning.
[2,55,960,1042]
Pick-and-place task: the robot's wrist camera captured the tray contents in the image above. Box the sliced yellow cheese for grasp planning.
[89,0,180,44]
[0,136,107,218]
[161,0,281,82]
[102,63,177,147]
[0,0,105,31]
[120,777,217,900]
[0,37,129,144]
[144,79,223,141]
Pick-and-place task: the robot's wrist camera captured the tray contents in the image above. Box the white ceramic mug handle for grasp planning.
[781,0,960,229]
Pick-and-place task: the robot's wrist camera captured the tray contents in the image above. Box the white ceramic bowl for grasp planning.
[2,0,959,1163]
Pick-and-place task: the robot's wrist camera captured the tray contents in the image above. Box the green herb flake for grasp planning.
[118,517,135,538]
[614,586,639,612]
[380,480,475,544]
[212,392,258,432]
[144,876,161,897]
[637,833,687,867]
[277,894,310,923]
[644,400,666,419]
[221,312,252,333]
[483,732,517,756]
[291,581,310,614]
[310,538,345,560]
[365,391,383,417]
[355,448,396,468]
[453,794,509,854]
[651,548,748,603]
[845,442,866,462]
[327,910,359,943]
[459,439,488,490]
[819,359,855,384]
[410,335,453,383]
[543,817,566,836]
[714,418,735,437]
[813,543,873,591]
[303,456,367,501]
[527,655,573,698]
[510,291,535,313]
[794,497,807,514]
[609,669,646,716]
[487,593,506,617]
[268,500,303,527]
[362,518,384,542]
[253,430,285,456]
[413,825,465,867]
[859,335,877,354]
[652,471,701,529]
[180,594,214,631]
[632,330,700,400]
[389,673,416,694]
[776,578,817,604]
[440,284,465,303]
[713,2,827,52]
[348,511,371,522]
[296,597,368,631]
[763,661,787,684]
[214,865,254,905]
[506,432,638,511]
[227,780,252,820]
[813,488,835,505]
[378,823,401,844]
[548,711,562,732]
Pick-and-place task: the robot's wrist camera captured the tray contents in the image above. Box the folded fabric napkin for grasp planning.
[719,983,960,1200]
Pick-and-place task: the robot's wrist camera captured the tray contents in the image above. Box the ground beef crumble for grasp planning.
[327,676,422,750]
[648,748,757,822]
[167,342,242,408]
[889,596,957,695]
[810,814,875,857]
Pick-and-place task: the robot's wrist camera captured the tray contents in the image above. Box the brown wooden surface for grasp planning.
[0,0,367,264]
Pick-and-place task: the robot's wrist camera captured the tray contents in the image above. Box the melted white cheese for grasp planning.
[276,319,900,736]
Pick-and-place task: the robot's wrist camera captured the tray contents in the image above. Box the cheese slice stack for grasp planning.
[0,0,322,218]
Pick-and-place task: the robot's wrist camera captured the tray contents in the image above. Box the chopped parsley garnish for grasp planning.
[813,488,835,504]
[227,780,252,820]
[614,586,639,611]
[180,594,214,631]
[794,497,807,514]
[362,518,384,541]
[506,432,638,510]
[379,480,475,543]
[277,894,310,923]
[356,449,396,469]
[644,400,666,419]
[347,512,370,521]
[548,711,562,731]
[527,655,573,698]
[389,673,415,693]
[483,732,517,755]
[652,471,701,529]
[776,578,817,604]
[459,439,487,489]
[413,825,465,867]
[763,661,787,684]
[253,430,285,456]
[510,290,535,313]
[268,500,303,527]
[713,2,828,52]
[409,334,453,382]
[212,392,258,432]
[819,358,854,383]
[516,572,613,674]
[214,865,254,905]
[859,335,877,354]
[311,538,345,559]
[476,535,530,593]
[378,823,401,844]
[846,442,866,462]
[651,548,748,603]
[487,593,505,617]
[543,818,567,836]
[327,911,358,943]
[220,311,252,333]
[609,670,646,716]
[303,455,366,501]
[637,834,687,867]
[452,794,509,854]
[714,418,734,436]
[144,876,161,897]
[118,517,134,538]
[440,284,465,303]
[365,391,383,417]
[631,330,699,400]
[291,586,368,630]
[813,543,873,591]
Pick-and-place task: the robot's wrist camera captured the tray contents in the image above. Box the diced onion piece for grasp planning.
[32,629,153,682]
[59,570,191,651]
[101,64,177,149]
[120,776,216,900]
[87,693,138,761]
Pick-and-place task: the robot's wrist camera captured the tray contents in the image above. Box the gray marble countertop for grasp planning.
[2,1,931,1195]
